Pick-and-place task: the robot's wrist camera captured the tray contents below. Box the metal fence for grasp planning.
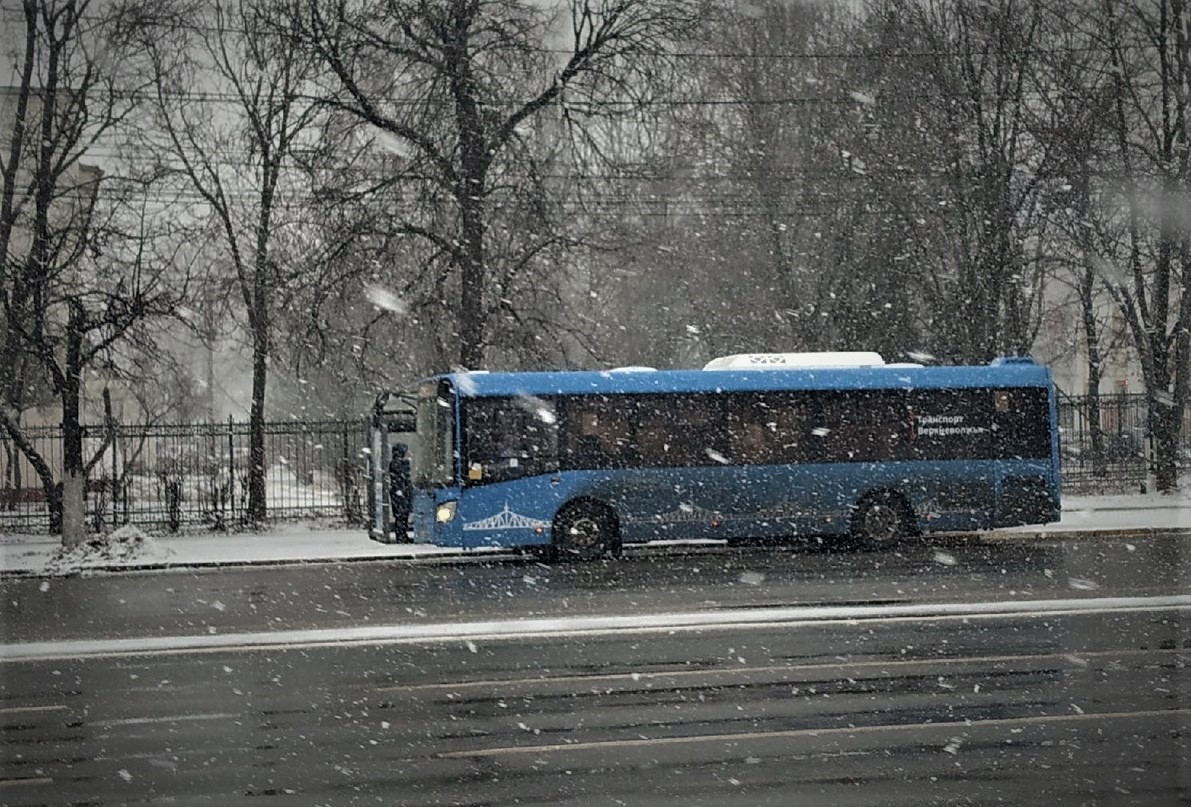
[0,418,372,533]
[0,395,1186,533]
[1057,392,1191,495]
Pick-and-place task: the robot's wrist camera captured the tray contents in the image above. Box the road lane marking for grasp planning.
[0,705,67,715]
[437,706,1191,759]
[2,594,1189,662]
[92,712,239,728]
[378,647,1187,694]
[0,777,54,788]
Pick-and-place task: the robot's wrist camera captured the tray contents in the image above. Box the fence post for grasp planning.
[339,420,363,525]
[342,425,351,522]
[228,415,236,522]
[110,419,119,532]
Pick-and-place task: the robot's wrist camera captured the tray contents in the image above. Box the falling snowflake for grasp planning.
[364,283,408,315]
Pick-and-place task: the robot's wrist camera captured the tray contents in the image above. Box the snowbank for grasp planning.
[44,525,175,575]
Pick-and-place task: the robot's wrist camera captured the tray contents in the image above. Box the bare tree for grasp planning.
[1026,13,1121,470]
[0,0,185,543]
[698,1,927,357]
[141,0,324,522]
[280,0,700,372]
[1092,0,1191,492]
[861,0,1061,362]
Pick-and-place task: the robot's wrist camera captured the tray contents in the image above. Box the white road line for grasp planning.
[0,777,54,788]
[0,704,68,715]
[2,594,1189,663]
[92,712,239,728]
[437,707,1191,759]
[379,647,1186,694]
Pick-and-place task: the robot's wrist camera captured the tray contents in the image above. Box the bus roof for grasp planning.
[703,351,886,370]
[429,358,1052,398]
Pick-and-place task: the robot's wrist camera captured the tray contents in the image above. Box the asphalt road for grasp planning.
[2,530,1189,806]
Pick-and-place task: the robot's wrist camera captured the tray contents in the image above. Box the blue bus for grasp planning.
[409,355,1061,558]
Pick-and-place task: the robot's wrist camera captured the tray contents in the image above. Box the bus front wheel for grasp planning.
[851,491,914,548]
[553,502,620,560]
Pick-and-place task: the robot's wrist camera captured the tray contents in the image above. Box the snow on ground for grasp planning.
[43,525,174,576]
[0,493,1185,577]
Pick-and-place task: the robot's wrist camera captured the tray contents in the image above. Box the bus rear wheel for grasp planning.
[851,491,914,548]
[553,502,620,560]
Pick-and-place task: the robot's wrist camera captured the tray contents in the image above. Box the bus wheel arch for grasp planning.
[851,489,917,547]
[552,498,621,560]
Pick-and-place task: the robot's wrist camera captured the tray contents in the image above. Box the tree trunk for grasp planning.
[61,472,86,547]
[246,182,274,524]
[1079,263,1106,475]
[247,322,268,523]
[444,0,489,371]
[1151,397,1180,492]
[60,302,86,546]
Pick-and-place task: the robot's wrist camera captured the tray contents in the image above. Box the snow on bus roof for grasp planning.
[702,352,886,370]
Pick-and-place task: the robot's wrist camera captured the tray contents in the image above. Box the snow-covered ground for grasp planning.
[0,493,1186,577]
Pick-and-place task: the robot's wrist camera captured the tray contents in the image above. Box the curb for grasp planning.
[4,526,1187,579]
[982,526,1186,541]
[0,549,499,579]
[1063,506,1189,513]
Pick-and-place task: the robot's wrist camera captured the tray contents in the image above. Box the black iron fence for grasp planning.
[0,418,371,533]
[0,395,1185,533]
[1057,392,1191,495]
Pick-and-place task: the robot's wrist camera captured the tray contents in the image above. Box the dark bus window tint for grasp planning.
[561,401,605,469]
[810,392,888,463]
[760,393,816,464]
[724,395,777,465]
[548,385,1049,472]
[638,394,723,467]
[559,394,724,469]
[463,397,559,484]
[561,395,639,470]
[907,389,994,460]
[842,390,912,462]
[993,388,1051,459]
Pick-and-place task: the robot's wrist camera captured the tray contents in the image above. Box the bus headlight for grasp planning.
[436,501,458,523]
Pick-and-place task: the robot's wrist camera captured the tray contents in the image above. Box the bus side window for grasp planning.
[993,388,1050,459]
[725,396,772,465]
[765,393,814,464]
[564,399,631,469]
[633,406,671,466]
[569,409,605,469]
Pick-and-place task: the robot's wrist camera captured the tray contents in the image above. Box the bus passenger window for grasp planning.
[563,403,633,469]
[731,421,771,464]
[723,395,773,465]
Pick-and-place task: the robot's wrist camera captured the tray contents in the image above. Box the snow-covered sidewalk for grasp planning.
[0,493,1186,578]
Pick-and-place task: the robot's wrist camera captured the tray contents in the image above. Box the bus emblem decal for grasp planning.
[628,503,720,524]
[463,504,550,531]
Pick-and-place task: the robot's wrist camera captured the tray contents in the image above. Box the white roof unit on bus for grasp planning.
[703,351,886,370]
